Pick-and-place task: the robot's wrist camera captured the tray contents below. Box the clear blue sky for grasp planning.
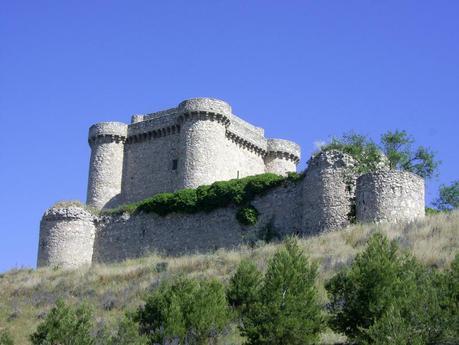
[1,1,458,272]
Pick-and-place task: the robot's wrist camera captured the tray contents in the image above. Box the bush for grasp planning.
[236,206,259,226]
[136,277,230,345]
[0,330,14,345]
[325,233,449,344]
[106,316,148,345]
[240,238,325,345]
[227,260,262,315]
[30,299,94,345]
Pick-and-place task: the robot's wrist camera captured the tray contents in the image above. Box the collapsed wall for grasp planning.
[37,204,96,268]
[302,150,357,234]
[356,170,425,223]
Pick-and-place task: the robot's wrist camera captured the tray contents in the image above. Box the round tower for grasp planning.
[37,202,96,268]
[177,98,231,189]
[356,170,425,223]
[265,139,301,176]
[87,122,127,209]
[302,150,357,234]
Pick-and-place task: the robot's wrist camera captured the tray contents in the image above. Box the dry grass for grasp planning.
[1,211,458,344]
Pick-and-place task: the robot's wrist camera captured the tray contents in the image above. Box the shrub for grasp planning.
[30,299,94,345]
[227,260,262,315]
[0,330,14,345]
[241,238,325,345]
[325,233,449,344]
[106,316,148,345]
[236,206,259,226]
[136,277,230,345]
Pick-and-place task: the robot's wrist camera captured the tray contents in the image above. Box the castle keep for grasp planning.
[38,98,425,268]
[87,98,300,209]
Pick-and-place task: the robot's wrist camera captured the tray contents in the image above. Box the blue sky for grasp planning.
[1,1,458,272]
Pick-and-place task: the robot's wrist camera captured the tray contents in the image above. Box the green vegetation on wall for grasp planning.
[105,173,303,225]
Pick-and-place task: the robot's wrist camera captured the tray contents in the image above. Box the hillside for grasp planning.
[1,211,458,345]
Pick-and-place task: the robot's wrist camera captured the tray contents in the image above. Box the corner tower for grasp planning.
[177,98,231,189]
[87,122,127,209]
[265,139,300,176]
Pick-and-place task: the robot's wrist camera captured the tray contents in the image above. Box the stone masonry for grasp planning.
[37,98,426,268]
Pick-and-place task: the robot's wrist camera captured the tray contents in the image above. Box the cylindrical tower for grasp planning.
[177,98,231,189]
[356,170,425,223]
[265,139,301,176]
[37,202,96,268]
[87,122,127,209]
[302,150,357,234]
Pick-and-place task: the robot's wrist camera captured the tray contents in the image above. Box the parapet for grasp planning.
[178,98,232,115]
[37,202,96,268]
[267,139,301,163]
[88,122,128,145]
[356,170,425,223]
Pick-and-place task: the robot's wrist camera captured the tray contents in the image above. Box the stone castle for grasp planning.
[38,98,425,268]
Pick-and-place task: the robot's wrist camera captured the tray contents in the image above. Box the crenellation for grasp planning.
[37,97,426,269]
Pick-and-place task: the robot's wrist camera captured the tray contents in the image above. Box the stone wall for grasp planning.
[356,170,425,223]
[92,181,302,263]
[121,130,181,203]
[37,204,96,268]
[302,150,357,235]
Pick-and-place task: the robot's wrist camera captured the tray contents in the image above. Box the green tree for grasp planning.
[434,180,459,210]
[321,132,386,174]
[380,130,439,179]
[227,259,262,316]
[30,299,94,345]
[325,233,448,344]
[136,277,230,345]
[0,330,14,345]
[241,238,325,345]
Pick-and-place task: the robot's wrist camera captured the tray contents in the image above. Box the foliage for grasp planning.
[227,260,262,316]
[380,130,439,179]
[30,299,94,345]
[435,180,459,210]
[0,330,14,345]
[240,238,325,345]
[320,130,440,178]
[320,132,386,174]
[106,316,148,345]
[107,173,286,225]
[135,277,230,345]
[325,233,451,344]
[236,206,259,226]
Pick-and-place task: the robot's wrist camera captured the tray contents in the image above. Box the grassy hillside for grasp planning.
[1,211,458,344]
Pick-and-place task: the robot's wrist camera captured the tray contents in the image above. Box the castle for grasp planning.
[38,98,425,268]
